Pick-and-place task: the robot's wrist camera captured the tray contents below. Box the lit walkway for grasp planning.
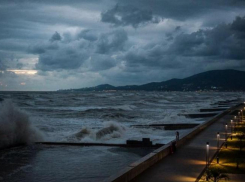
[132,110,238,182]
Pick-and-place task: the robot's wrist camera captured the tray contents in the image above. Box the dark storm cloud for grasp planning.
[33,29,127,71]
[115,0,245,20]
[33,16,245,75]
[101,4,161,28]
[50,32,62,42]
[35,42,89,71]
[89,54,117,71]
[1,0,245,90]
[96,29,128,54]
[77,30,98,42]
[123,16,245,73]
[168,16,245,59]
[28,41,59,54]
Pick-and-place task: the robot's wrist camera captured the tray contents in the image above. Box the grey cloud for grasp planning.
[28,44,46,54]
[28,41,59,54]
[36,44,89,71]
[50,32,62,42]
[124,45,182,69]
[168,16,245,60]
[77,29,98,42]
[88,54,116,71]
[96,29,128,54]
[116,0,245,21]
[175,26,181,31]
[0,60,6,70]
[101,4,161,28]
[32,29,127,71]
[122,16,245,76]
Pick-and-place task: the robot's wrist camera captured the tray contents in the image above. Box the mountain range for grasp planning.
[59,69,245,92]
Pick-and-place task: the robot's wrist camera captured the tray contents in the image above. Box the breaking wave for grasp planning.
[96,122,126,140]
[68,121,126,142]
[0,100,43,149]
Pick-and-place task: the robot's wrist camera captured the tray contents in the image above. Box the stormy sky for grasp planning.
[0,0,245,91]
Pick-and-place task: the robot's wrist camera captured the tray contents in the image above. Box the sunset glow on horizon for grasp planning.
[7,70,38,75]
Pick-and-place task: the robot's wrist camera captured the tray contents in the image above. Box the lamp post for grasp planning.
[241,110,243,122]
[225,123,228,141]
[234,116,237,133]
[217,132,220,150]
[231,120,233,133]
[206,142,209,168]
[238,112,240,123]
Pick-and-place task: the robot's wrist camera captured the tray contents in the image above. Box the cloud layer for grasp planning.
[0,0,245,90]
[101,4,161,28]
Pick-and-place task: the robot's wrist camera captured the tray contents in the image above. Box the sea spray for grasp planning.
[0,100,43,149]
[69,121,126,142]
[96,121,126,140]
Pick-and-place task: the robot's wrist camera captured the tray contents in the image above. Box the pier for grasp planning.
[104,102,244,182]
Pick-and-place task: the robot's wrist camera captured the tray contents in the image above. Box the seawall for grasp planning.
[104,103,243,182]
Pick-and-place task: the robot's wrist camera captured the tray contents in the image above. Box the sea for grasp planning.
[0,91,243,182]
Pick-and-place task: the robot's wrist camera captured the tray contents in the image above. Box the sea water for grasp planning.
[0,91,243,181]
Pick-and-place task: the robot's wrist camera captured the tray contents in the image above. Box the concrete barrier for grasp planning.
[103,103,243,182]
[35,141,163,148]
[199,108,226,112]
[105,144,171,182]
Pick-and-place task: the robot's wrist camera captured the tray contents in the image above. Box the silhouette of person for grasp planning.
[176,131,180,141]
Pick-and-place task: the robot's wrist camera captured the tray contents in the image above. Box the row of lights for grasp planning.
[205,105,244,169]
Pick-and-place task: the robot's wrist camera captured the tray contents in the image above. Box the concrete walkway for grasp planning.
[132,110,238,182]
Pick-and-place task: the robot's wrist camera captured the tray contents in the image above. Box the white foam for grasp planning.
[0,100,43,149]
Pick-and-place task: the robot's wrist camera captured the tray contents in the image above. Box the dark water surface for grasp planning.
[0,145,152,182]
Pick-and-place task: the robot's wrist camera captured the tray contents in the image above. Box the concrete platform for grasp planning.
[199,108,226,112]
[35,141,163,148]
[131,124,199,130]
[182,112,218,118]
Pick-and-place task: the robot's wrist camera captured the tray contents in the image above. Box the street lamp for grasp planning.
[238,112,240,122]
[225,123,228,141]
[217,132,220,150]
[231,120,233,133]
[241,110,243,122]
[206,142,209,168]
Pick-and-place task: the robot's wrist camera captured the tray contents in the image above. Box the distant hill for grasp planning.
[59,70,245,92]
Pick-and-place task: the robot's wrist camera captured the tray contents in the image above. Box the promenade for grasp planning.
[131,108,240,182]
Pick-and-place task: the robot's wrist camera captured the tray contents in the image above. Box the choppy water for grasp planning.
[0,91,243,181]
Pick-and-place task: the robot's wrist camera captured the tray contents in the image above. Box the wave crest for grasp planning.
[69,122,126,142]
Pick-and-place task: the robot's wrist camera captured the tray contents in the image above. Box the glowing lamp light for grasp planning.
[206,142,209,168]
[217,132,220,150]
